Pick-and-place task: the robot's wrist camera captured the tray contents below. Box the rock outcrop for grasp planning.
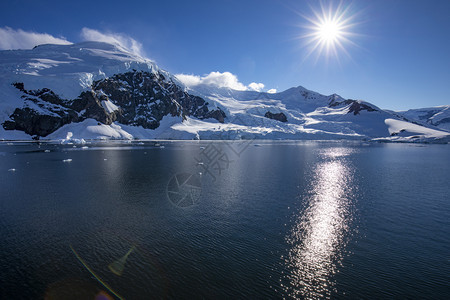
[329,99,377,115]
[2,70,226,137]
[264,111,287,122]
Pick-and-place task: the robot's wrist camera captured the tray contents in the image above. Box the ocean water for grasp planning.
[0,141,449,299]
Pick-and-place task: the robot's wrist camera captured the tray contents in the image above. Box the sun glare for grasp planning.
[299,2,358,61]
[318,20,342,43]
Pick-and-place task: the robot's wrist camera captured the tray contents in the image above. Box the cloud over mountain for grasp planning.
[80,28,145,58]
[176,71,266,92]
[0,27,72,50]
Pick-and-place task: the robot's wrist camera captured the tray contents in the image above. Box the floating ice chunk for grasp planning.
[8,168,16,172]
[60,134,86,145]
[63,159,72,163]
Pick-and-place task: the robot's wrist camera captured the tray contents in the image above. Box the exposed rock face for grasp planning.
[3,83,80,137]
[3,107,78,137]
[2,70,226,137]
[264,111,287,122]
[92,70,225,129]
[329,99,377,115]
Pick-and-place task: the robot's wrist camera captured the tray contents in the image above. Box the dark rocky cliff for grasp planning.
[2,70,226,137]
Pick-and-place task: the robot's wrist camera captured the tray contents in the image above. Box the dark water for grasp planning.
[0,141,449,299]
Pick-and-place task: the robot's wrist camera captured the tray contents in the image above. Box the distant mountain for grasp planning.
[394,106,450,131]
[0,42,449,143]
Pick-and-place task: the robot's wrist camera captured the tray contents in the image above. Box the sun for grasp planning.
[318,20,342,43]
[300,2,358,61]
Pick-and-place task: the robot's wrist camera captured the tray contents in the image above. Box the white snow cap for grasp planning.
[0,41,157,100]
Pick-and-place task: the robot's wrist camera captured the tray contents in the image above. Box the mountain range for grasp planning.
[0,41,449,143]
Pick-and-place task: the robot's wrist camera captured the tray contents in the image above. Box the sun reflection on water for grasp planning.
[285,148,355,299]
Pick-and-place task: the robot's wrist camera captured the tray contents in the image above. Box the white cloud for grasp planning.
[175,71,266,92]
[80,27,145,58]
[0,27,72,50]
[175,74,202,86]
[248,82,265,92]
[267,88,277,94]
[201,71,248,90]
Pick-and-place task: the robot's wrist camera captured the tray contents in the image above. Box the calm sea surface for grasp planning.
[0,141,449,299]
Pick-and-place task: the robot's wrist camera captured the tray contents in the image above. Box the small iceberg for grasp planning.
[60,132,87,145]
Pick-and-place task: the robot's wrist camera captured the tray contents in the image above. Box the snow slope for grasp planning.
[396,106,450,131]
[46,116,196,141]
[371,118,450,143]
[0,41,448,143]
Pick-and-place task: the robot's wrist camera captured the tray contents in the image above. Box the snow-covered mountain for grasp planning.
[0,41,449,143]
[394,106,450,131]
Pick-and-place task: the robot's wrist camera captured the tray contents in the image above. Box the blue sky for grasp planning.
[1,0,449,110]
